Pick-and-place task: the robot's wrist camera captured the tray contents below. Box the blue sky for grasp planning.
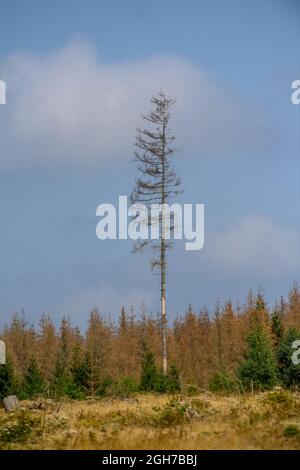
[0,0,299,328]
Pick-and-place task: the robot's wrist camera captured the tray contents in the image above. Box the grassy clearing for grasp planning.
[0,390,300,449]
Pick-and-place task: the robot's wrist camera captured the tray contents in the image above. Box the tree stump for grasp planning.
[2,395,19,412]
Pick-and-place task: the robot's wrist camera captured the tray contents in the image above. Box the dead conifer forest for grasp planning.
[1,285,300,449]
[1,0,300,456]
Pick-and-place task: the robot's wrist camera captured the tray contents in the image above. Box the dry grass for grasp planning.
[1,390,300,449]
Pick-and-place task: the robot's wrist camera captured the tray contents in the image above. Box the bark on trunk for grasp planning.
[161,121,167,375]
[161,239,167,374]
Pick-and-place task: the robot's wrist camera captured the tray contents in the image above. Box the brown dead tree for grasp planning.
[131,91,182,374]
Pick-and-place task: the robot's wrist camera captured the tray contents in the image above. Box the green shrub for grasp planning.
[271,311,284,346]
[50,355,70,399]
[21,357,45,399]
[277,327,300,388]
[107,376,139,398]
[237,326,277,391]
[283,425,300,437]
[67,348,92,399]
[64,381,87,400]
[0,358,16,400]
[0,410,40,444]
[210,371,242,394]
[181,383,199,396]
[152,398,188,426]
[140,351,158,392]
[261,390,299,419]
[96,376,114,397]
[140,352,180,393]
[166,364,181,393]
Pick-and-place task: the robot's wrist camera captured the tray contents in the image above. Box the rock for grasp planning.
[186,407,201,420]
[123,397,139,404]
[2,395,19,412]
[66,429,78,436]
[29,399,56,411]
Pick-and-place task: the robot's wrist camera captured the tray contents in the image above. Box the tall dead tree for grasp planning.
[131,91,182,374]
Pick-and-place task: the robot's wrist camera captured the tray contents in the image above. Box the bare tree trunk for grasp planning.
[161,236,167,374]
[161,122,167,375]
[131,91,181,375]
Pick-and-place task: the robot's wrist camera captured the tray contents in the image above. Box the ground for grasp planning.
[0,390,300,449]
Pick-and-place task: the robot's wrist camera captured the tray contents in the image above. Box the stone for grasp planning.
[2,395,20,412]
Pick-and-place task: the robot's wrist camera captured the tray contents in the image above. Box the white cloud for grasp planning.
[0,39,274,170]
